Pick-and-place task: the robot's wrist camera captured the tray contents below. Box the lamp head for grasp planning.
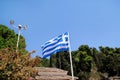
[23,25,27,30]
[18,24,22,30]
[10,20,14,25]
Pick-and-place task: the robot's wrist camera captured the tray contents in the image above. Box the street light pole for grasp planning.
[16,25,22,52]
[10,20,27,53]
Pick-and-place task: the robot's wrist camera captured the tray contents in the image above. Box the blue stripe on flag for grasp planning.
[42,43,69,55]
[41,32,69,58]
[42,47,69,58]
[42,37,63,50]
[43,34,63,45]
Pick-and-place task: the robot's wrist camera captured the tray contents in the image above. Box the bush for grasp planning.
[0,49,41,80]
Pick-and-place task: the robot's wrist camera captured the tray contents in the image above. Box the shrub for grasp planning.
[0,49,41,80]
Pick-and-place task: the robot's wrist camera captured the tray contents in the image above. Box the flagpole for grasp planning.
[68,32,74,80]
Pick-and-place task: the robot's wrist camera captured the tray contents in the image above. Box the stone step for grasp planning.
[38,72,68,76]
[35,67,67,72]
[35,67,78,80]
[35,75,74,80]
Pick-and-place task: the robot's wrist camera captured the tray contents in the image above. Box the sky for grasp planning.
[1,0,120,57]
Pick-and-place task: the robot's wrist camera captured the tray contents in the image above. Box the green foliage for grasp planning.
[0,24,26,52]
[0,24,42,79]
[73,45,93,80]
[40,58,50,67]
[47,45,120,80]
[50,54,57,67]
[0,48,41,80]
[96,46,120,76]
[50,52,71,72]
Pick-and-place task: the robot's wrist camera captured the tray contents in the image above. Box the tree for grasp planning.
[0,24,26,52]
[43,45,120,80]
[73,45,93,80]
[0,24,42,79]
[97,46,120,76]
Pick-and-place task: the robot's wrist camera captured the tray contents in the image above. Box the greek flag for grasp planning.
[41,32,70,58]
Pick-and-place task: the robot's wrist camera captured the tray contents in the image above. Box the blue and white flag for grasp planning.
[41,32,70,58]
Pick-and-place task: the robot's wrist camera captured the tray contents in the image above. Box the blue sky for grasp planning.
[1,0,120,57]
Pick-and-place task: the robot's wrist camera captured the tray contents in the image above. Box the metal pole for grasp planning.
[16,29,21,52]
[68,32,74,80]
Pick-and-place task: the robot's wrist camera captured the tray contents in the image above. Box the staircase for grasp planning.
[35,67,78,80]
